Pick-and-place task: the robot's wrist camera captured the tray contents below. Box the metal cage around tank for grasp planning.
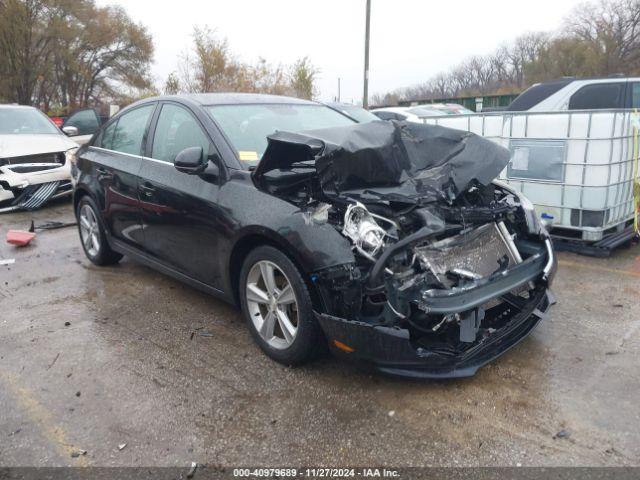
[423,109,640,243]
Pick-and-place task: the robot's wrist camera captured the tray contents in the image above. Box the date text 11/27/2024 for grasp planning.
[232,468,401,478]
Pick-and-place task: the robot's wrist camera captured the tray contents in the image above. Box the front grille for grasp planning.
[0,181,64,211]
[0,152,65,167]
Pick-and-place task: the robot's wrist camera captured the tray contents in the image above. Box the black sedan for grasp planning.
[73,93,556,379]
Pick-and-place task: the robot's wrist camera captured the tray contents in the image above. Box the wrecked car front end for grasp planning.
[0,136,78,213]
[253,121,556,378]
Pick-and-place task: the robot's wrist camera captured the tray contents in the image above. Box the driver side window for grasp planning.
[152,104,211,163]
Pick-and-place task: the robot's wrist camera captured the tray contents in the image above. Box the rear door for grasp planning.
[86,103,156,248]
[138,102,225,288]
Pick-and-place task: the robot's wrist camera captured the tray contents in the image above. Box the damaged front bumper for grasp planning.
[0,162,72,212]
[316,241,557,379]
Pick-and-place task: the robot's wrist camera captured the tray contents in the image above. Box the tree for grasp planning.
[177,27,318,98]
[524,37,598,82]
[178,26,251,93]
[0,0,56,104]
[0,0,154,110]
[164,72,181,95]
[289,56,318,100]
[503,32,550,88]
[249,58,290,95]
[565,0,640,75]
[51,2,154,108]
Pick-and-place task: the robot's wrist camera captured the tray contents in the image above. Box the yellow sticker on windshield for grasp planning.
[238,151,259,161]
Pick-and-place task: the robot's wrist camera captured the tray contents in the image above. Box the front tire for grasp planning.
[239,246,324,365]
[76,196,122,266]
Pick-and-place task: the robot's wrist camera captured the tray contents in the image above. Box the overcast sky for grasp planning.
[98,0,585,103]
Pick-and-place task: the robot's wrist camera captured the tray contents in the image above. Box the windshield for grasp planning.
[207,104,355,166]
[0,107,60,135]
[507,79,573,111]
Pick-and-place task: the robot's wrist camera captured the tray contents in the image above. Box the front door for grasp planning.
[138,102,224,289]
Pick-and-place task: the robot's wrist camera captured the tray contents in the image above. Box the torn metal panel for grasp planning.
[253,121,510,204]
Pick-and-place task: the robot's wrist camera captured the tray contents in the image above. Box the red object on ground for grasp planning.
[6,230,36,246]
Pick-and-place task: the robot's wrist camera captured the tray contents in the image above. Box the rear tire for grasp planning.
[239,246,324,366]
[76,196,122,266]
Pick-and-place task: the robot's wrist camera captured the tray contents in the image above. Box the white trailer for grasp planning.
[424,110,640,255]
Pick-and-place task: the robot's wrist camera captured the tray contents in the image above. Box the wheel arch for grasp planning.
[228,231,324,310]
[73,186,93,213]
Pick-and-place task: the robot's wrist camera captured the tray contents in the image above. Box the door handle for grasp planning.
[96,167,113,180]
[139,183,156,197]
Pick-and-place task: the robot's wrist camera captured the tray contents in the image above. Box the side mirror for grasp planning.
[62,126,79,137]
[175,146,207,174]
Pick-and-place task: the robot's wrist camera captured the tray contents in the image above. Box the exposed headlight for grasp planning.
[342,202,388,259]
[518,192,544,234]
[494,181,545,235]
[65,146,79,165]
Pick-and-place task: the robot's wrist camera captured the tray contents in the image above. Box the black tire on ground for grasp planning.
[239,245,325,366]
[76,195,123,266]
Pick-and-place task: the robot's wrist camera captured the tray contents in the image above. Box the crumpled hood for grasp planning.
[0,134,78,159]
[253,121,510,203]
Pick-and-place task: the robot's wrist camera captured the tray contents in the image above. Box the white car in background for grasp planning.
[372,103,473,122]
[507,76,640,111]
[0,105,80,212]
[371,107,425,123]
[410,103,474,115]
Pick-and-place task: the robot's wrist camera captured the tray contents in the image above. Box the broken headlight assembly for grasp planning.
[494,180,545,235]
[341,202,397,261]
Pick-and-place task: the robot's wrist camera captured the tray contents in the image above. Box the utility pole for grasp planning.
[337,78,341,102]
[363,0,371,109]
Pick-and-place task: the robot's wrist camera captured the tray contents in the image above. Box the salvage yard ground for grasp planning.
[0,200,639,467]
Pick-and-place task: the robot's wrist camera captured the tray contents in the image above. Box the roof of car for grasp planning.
[154,93,318,106]
[0,104,36,109]
[371,107,409,113]
[325,102,360,108]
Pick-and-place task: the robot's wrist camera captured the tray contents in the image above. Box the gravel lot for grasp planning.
[0,200,639,467]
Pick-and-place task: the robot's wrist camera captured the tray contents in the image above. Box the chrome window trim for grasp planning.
[142,156,173,166]
[89,146,140,159]
[90,146,186,168]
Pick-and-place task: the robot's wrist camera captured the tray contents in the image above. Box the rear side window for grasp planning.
[568,83,625,110]
[631,83,640,109]
[151,104,211,163]
[111,105,155,155]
